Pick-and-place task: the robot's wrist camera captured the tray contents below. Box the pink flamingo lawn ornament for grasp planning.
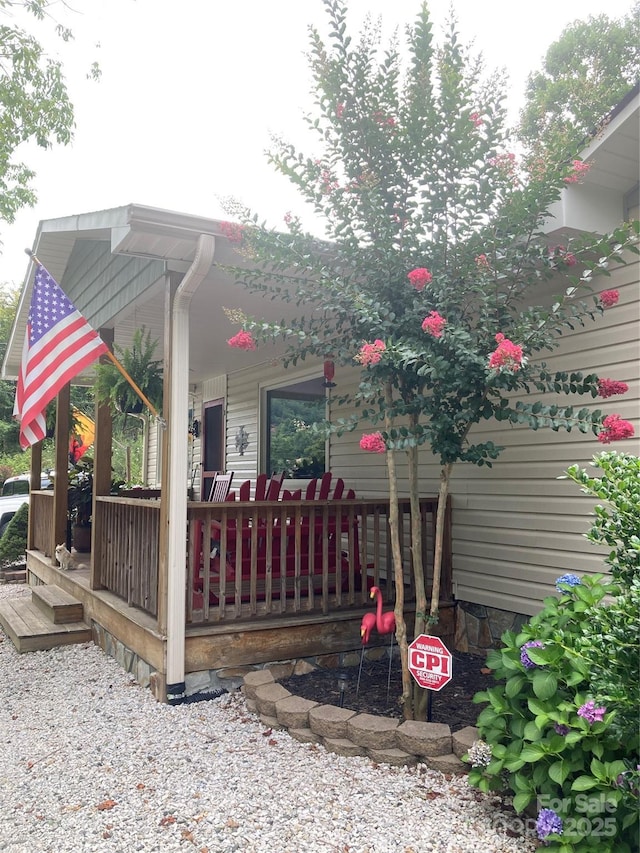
[370,585,396,701]
[356,612,378,695]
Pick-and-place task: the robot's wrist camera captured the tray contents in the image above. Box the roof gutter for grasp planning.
[166,233,216,700]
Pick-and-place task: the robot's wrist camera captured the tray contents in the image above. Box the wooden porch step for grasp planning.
[0,596,92,653]
[32,584,84,624]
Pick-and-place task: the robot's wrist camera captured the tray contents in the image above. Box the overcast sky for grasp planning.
[0,0,634,286]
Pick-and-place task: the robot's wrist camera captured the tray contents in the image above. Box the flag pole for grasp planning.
[25,249,164,422]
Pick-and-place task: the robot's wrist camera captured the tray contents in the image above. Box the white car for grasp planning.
[0,473,52,537]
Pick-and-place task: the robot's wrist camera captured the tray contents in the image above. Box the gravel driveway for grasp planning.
[0,584,536,853]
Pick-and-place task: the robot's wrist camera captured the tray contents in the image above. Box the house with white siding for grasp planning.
[1,88,637,701]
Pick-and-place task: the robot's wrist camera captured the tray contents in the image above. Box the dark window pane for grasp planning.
[266,378,325,478]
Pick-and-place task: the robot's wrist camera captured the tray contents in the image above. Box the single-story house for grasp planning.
[1,87,637,702]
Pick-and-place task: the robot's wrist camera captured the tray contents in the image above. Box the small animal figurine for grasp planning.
[55,543,77,571]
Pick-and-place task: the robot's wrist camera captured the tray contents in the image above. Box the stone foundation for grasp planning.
[92,622,154,688]
[454,600,528,655]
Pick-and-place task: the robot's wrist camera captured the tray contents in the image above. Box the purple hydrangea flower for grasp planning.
[554,723,570,736]
[555,573,581,592]
[520,640,545,669]
[536,808,563,839]
[577,700,606,724]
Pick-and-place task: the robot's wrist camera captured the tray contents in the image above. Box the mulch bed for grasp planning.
[279,650,493,731]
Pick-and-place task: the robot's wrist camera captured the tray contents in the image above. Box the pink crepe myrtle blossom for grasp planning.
[577,700,606,724]
[373,110,396,128]
[227,330,257,351]
[565,159,591,184]
[320,169,339,194]
[469,111,483,128]
[219,221,245,244]
[359,432,386,453]
[475,253,490,270]
[488,333,523,371]
[407,267,432,291]
[598,379,629,399]
[549,245,577,267]
[355,339,386,366]
[421,311,447,338]
[488,152,517,176]
[336,102,345,118]
[599,289,619,308]
[597,414,635,444]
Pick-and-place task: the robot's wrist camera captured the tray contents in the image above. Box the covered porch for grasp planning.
[25,481,453,700]
[4,203,454,702]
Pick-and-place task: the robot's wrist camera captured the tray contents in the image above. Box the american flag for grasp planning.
[13,264,108,449]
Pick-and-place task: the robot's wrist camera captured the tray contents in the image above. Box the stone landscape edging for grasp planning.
[242,668,478,771]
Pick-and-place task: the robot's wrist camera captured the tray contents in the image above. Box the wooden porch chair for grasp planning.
[207,471,234,502]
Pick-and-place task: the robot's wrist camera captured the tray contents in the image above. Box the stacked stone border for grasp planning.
[243,668,479,772]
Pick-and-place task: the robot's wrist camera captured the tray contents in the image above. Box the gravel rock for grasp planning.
[0,584,536,852]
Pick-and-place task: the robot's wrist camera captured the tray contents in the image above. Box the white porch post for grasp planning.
[166,234,216,698]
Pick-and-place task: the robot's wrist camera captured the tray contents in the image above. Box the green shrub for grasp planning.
[566,452,640,585]
[467,452,639,852]
[0,502,28,569]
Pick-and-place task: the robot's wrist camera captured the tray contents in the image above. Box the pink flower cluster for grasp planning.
[488,333,523,371]
[336,102,345,118]
[421,311,447,338]
[320,169,339,194]
[470,112,483,128]
[549,245,577,267]
[359,432,386,453]
[475,253,490,270]
[598,378,629,399]
[355,339,386,366]
[227,330,256,351]
[488,152,517,176]
[597,414,635,444]
[407,267,432,291]
[599,289,619,308]
[373,111,396,128]
[565,159,591,184]
[219,221,245,244]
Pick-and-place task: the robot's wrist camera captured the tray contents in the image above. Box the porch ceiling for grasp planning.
[4,204,312,385]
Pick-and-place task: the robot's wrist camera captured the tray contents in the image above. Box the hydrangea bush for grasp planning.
[468,452,640,851]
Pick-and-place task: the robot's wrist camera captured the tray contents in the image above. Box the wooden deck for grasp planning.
[19,489,455,701]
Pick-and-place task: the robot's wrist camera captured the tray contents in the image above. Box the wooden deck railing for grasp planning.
[42,493,451,626]
[186,496,451,625]
[95,496,161,616]
[31,490,54,555]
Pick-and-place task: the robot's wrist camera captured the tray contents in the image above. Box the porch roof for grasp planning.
[3,203,302,384]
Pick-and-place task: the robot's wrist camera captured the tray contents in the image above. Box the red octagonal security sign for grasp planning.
[408,634,453,691]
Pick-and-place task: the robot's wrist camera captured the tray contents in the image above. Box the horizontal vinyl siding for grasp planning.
[329,256,639,616]
[226,361,327,492]
[225,366,263,487]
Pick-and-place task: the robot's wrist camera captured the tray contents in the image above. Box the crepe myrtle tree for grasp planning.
[221,0,638,720]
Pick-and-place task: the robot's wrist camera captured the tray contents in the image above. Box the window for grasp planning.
[264,376,326,478]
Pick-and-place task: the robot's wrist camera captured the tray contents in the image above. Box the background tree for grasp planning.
[224,0,637,719]
[0,0,101,230]
[519,3,640,155]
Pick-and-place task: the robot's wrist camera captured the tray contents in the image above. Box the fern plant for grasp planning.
[95,327,163,415]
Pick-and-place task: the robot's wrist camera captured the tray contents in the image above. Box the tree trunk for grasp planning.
[430,463,452,619]
[408,425,429,720]
[384,382,413,719]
